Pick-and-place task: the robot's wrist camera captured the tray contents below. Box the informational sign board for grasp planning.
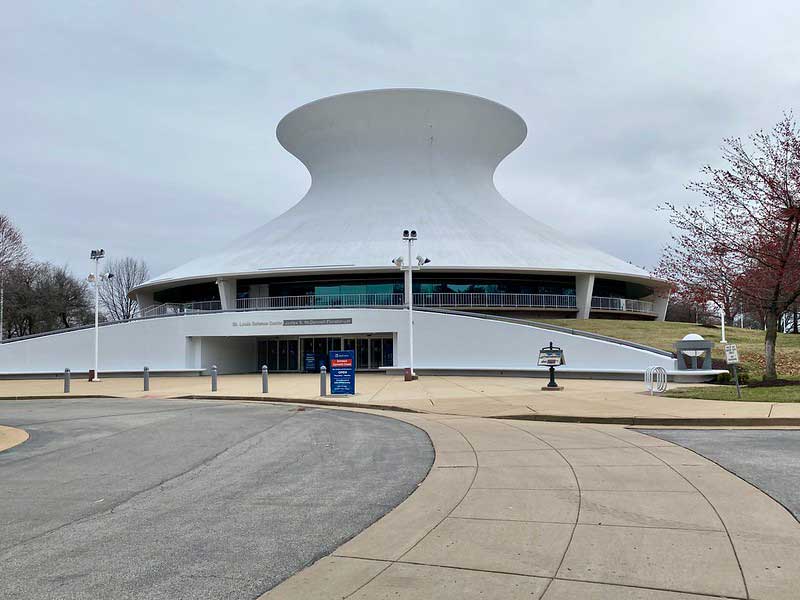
[304,352,317,372]
[329,349,356,395]
[538,346,565,367]
[724,344,740,365]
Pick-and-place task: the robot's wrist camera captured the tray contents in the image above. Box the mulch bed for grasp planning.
[747,379,800,388]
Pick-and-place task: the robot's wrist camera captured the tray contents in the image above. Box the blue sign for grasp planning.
[329,349,355,395]
[304,352,316,372]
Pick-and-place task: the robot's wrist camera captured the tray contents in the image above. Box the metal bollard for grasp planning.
[64,368,71,393]
[261,365,269,394]
[143,366,150,392]
[320,365,327,396]
[211,365,218,392]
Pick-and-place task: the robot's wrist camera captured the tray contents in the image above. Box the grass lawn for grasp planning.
[663,385,800,402]
[538,318,800,378]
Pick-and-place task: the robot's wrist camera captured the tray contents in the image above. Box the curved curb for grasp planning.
[259,411,473,599]
[173,395,800,427]
[0,424,29,452]
[173,394,422,414]
[491,414,800,427]
[0,395,120,401]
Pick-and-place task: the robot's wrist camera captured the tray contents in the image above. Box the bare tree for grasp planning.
[0,214,28,341]
[98,257,150,321]
[658,114,800,381]
[3,263,93,336]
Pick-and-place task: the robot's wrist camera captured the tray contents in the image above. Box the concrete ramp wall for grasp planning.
[0,308,678,377]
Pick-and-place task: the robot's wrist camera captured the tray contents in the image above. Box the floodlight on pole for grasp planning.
[88,249,112,382]
[393,229,430,380]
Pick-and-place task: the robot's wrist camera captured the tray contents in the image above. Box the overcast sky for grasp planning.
[2,1,800,279]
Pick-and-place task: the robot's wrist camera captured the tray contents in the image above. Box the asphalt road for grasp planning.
[642,429,800,520]
[0,398,433,600]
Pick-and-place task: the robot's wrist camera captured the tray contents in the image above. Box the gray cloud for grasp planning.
[2,1,799,277]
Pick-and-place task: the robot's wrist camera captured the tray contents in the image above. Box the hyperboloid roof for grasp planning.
[137,89,660,292]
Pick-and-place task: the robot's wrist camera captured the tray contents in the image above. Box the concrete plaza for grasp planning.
[2,373,800,423]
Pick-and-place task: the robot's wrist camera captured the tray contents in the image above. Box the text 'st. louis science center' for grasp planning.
[3,89,709,380]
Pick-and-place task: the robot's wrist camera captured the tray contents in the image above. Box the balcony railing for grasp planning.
[133,293,654,320]
[235,292,577,311]
[236,293,404,310]
[140,300,222,318]
[591,296,655,314]
[412,292,576,309]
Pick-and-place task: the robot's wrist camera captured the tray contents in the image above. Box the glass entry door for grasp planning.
[260,339,299,372]
[313,336,393,371]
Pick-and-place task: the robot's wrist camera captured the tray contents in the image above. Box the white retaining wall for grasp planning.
[0,308,676,375]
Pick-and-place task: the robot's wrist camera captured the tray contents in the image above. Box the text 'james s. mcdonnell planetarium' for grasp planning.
[1,89,682,378]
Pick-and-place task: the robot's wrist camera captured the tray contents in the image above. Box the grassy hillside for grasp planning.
[537,318,800,379]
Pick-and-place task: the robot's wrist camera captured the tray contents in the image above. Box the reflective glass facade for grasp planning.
[235,274,577,299]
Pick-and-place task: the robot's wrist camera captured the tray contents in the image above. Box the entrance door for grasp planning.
[382,338,393,367]
[356,338,369,370]
[257,341,267,370]
[287,339,299,371]
[267,340,279,372]
[369,338,383,369]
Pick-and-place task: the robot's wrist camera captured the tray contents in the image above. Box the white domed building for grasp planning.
[2,89,694,379]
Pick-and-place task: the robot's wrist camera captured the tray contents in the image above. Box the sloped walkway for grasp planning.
[264,412,800,599]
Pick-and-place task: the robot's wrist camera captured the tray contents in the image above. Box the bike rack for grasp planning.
[644,366,668,395]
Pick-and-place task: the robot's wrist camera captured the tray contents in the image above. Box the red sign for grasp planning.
[331,358,352,368]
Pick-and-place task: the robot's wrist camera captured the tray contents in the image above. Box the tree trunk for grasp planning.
[764,308,780,381]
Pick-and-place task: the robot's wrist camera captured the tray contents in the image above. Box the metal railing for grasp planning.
[236,292,577,311]
[133,294,654,320]
[140,300,222,318]
[236,293,404,310]
[412,292,577,309]
[591,296,655,314]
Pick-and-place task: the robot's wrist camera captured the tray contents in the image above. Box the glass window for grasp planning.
[370,339,382,368]
[278,341,288,371]
[314,338,328,370]
[287,340,298,371]
[382,338,393,367]
[357,339,369,370]
[267,340,279,372]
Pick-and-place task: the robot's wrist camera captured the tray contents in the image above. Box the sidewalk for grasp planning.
[2,373,799,424]
[0,424,28,452]
[263,411,800,599]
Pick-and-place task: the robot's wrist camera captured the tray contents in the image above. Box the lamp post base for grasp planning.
[541,385,564,392]
[403,368,418,381]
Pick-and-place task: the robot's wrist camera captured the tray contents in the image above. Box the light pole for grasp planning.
[393,229,430,380]
[88,249,113,382]
[0,274,4,343]
[720,304,727,344]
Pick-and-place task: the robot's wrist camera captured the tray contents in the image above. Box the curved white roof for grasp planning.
[139,89,658,291]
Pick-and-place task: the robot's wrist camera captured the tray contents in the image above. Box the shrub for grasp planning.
[715,365,749,385]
